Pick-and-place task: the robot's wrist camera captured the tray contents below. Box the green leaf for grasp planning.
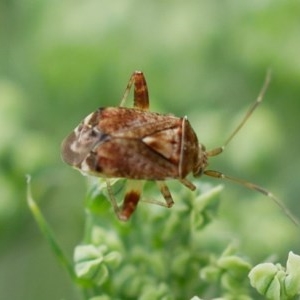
[74,245,108,285]
[284,251,300,296]
[26,175,76,281]
[249,263,281,299]
[190,184,223,230]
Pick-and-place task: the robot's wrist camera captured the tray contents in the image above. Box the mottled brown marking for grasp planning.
[143,127,181,164]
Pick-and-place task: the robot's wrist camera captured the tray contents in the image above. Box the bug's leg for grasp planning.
[179,178,196,191]
[204,170,300,227]
[105,179,123,220]
[143,179,195,208]
[140,181,174,207]
[121,180,144,220]
[106,179,144,221]
[156,181,174,207]
[119,71,149,110]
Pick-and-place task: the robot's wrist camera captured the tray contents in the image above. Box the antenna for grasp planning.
[204,170,299,227]
[204,70,299,227]
[207,69,272,157]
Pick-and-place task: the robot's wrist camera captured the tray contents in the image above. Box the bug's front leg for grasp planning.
[119,71,149,110]
[178,178,196,191]
[156,181,174,208]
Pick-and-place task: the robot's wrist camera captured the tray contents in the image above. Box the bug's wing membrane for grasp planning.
[61,124,109,167]
[61,131,87,166]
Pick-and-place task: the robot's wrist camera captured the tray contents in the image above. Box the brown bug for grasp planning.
[61,71,298,225]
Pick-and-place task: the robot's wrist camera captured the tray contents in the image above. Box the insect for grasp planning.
[61,71,298,225]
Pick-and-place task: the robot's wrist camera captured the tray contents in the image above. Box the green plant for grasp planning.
[27,176,300,299]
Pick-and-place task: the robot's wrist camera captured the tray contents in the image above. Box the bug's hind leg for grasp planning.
[106,179,144,221]
[119,71,149,110]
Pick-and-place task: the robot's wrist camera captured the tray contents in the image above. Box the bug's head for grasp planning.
[61,111,108,167]
[193,143,208,177]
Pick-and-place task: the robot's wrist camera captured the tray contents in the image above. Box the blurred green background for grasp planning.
[1,0,300,299]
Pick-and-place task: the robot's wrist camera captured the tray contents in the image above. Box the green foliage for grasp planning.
[249,252,300,300]
[76,179,226,299]
[2,0,300,299]
[27,177,300,299]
